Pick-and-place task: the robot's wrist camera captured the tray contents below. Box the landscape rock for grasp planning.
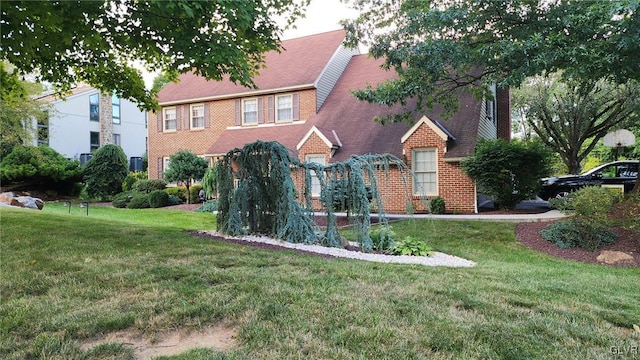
[16,196,45,210]
[0,192,23,207]
[0,192,44,210]
[597,250,634,265]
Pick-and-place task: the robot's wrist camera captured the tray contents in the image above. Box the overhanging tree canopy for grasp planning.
[342,0,640,123]
[1,0,309,111]
[513,75,640,174]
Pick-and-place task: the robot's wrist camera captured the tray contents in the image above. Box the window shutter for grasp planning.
[183,105,190,130]
[157,157,163,179]
[267,96,275,123]
[258,97,264,123]
[175,107,182,130]
[292,93,300,120]
[204,103,210,128]
[157,111,163,132]
[234,99,241,126]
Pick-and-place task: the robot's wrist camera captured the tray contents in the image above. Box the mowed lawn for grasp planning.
[1,203,638,359]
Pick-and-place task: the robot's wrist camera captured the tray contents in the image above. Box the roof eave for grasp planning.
[158,84,316,106]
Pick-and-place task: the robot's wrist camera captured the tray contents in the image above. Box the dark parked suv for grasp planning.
[538,160,639,200]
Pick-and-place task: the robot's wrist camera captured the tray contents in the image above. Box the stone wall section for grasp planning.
[99,93,113,146]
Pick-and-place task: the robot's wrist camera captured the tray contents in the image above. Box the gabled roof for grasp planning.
[206,123,309,156]
[306,55,482,162]
[158,30,349,105]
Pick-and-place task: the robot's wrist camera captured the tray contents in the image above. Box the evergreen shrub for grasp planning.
[148,190,169,208]
[122,171,147,191]
[167,195,183,206]
[112,191,135,208]
[190,184,204,203]
[196,200,218,213]
[132,179,166,193]
[429,197,446,214]
[541,186,621,250]
[127,193,150,209]
[165,187,187,202]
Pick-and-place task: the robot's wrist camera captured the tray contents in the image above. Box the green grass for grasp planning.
[1,206,639,359]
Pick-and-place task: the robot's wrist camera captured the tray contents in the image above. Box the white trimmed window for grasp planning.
[276,94,293,122]
[163,107,177,131]
[191,104,205,129]
[243,99,258,125]
[412,149,437,196]
[112,94,121,124]
[89,94,99,122]
[306,154,325,196]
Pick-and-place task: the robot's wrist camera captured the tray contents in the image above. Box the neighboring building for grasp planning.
[36,85,147,169]
[150,30,510,213]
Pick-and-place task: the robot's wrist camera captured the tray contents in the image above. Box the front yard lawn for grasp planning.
[1,205,638,359]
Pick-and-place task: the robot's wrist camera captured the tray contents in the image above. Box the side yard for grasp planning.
[1,205,638,359]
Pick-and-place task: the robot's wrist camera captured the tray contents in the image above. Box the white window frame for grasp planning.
[163,107,177,132]
[306,154,325,197]
[112,94,121,124]
[89,94,99,122]
[276,94,293,122]
[242,98,258,125]
[191,104,205,129]
[412,148,438,196]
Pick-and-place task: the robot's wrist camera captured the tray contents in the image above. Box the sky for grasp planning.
[143,0,360,88]
[282,0,359,39]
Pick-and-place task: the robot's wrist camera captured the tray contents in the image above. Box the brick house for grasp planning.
[149,30,510,213]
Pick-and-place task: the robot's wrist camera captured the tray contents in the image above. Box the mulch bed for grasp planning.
[515,221,639,267]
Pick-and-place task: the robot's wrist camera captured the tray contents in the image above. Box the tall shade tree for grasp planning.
[1,0,309,111]
[514,76,640,174]
[0,63,49,158]
[342,0,640,123]
[163,150,209,204]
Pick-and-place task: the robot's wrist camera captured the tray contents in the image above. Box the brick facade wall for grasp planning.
[148,89,317,179]
[295,125,477,214]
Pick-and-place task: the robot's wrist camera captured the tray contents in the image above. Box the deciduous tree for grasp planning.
[163,150,208,204]
[342,0,640,123]
[513,75,640,174]
[1,0,309,111]
[0,63,49,158]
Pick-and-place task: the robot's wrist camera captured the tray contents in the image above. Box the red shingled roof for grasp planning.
[307,55,482,162]
[158,30,348,104]
[206,54,483,161]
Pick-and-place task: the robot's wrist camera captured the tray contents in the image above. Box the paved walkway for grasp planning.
[325,200,567,223]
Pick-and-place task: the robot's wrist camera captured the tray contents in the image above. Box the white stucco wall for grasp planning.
[42,89,147,162]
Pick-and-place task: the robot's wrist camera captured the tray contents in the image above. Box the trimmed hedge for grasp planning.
[148,190,169,208]
[127,193,150,209]
[133,179,166,193]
